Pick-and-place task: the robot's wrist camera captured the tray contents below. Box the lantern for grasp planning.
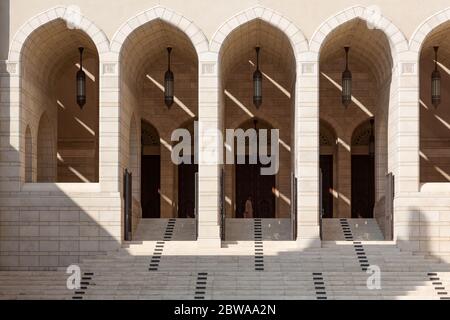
[164,47,174,108]
[253,47,263,109]
[342,46,352,108]
[76,47,86,109]
[431,46,441,108]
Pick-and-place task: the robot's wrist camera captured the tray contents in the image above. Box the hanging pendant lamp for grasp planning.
[253,47,263,109]
[164,47,174,108]
[342,46,352,108]
[431,46,441,108]
[76,47,86,109]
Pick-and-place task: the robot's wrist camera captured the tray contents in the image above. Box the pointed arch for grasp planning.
[310,5,408,60]
[8,5,109,63]
[320,119,337,147]
[410,7,450,53]
[110,5,209,58]
[210,5,308,59]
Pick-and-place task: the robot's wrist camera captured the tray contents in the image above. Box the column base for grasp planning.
[197,225,221,248]
[296,225,321,248]
[295,238,321,249]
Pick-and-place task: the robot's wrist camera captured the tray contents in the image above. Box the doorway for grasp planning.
[351,155,375,218]
[320,155,334,218]
[178,156,198,218]
[141,120,161,219]
[235,155,276,218]
[141,155,160,218]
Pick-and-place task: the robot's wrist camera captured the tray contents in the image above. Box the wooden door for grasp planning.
[351,155,375,218]
[178,157,198,218]
[235,156,276,218]
[320,155,334,218]
[141,155,160,218]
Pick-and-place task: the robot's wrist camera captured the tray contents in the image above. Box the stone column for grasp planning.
[394,53,420,247]
[396,53,420,193]
[0,61,21,192]
[295,53,321,247]
[197,53,221,247]
[99,55,121,193]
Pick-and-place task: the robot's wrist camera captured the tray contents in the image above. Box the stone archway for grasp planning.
[17,18,101,183]
[316,13,394,239]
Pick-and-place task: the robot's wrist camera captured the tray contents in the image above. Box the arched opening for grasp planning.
[37,113,56,182]
[119,19,198,240]
[20,19,100,183]
[419,21,450,183]
[220,19,296,241]
[25,126,33,183]
[319,18,392,240]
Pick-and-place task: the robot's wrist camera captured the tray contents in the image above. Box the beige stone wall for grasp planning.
[0,187,121,270]
[6,0,450,47]
[396,192,450,256]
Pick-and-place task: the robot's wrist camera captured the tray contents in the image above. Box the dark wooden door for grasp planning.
[351,155,375,218]
[141,155,160,218]
[178,157,198,218]
[235,156,276,218]
[320,155,333,218]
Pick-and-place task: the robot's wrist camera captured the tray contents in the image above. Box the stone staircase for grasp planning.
[1,218,450,300]
[0,271,72,300]
[322,218,385,241]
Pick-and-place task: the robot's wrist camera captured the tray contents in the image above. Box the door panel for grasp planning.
[320,155,334,218]
[141,155,161,218]
[235,156,276,218]
[178,157,198,218]
[351,155,375,218]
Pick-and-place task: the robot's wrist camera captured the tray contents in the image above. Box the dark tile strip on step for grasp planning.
[164,218,177,241]
[340,219,353,241]
[149,241,165,271]
[353,241,370,272]
[312,272,327,300]
[427,272,449,300]
[194,272,209,300]
[149,219,176,271]
[254,219,264,271]
[72,272,94,300]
